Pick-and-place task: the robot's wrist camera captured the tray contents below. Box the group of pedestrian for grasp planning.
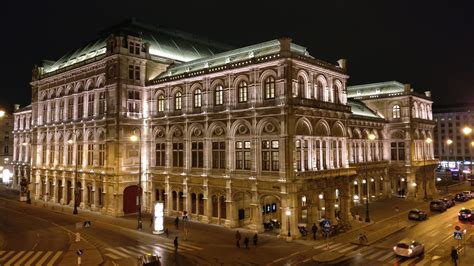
[235,231,258,249]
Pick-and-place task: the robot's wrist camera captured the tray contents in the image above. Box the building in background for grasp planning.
[433,103,474,178]
[0,106,15,184]
[11,18,438,238]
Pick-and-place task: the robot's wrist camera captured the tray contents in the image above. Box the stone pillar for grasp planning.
[202,178,210,223]
[80,175,86,209]
[406,172,417,199]
[51,174,57,203]
[340,179,352,221]
[92,180,99,210]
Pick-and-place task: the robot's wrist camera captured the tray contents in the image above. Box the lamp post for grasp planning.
[365,133,376,223]
[445,139,453,194]
[67,138,79,215]
[423,138,432,201]
[463,126,472,183]
[285,208,291,239]
[130,129,143,231]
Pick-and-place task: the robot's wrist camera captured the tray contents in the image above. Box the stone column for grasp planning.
[340,179,352,221]
[406,172,417,199]
[324,188,337,223]
[80,175,86,209]
[202,178,210,223]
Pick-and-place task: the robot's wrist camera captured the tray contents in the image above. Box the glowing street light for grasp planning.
[0,110,5,118]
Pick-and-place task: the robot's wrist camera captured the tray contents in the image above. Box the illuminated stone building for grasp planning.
[12,19,437,237]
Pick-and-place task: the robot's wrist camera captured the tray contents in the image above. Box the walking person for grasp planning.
[253,233,258,246]
[174,236,179,252]
[451,246,458,266]
[150,216,154,228]
[174,216,179,230]
[243,236,249,249]
[235,230,241,248]
[312,223,318,240]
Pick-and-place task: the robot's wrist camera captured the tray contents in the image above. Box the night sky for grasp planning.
[1,1,473,112]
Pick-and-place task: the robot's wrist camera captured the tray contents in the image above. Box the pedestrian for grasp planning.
[175,216,179,229]
[253,233,258,246]
[183,211,188,221]
[244,236,249,249]
[451,246,458,266]
[150,216,154,228]
[311,223,318,240]
[165,228,169,238]
[174,236,179,251]
[235,230,241,248]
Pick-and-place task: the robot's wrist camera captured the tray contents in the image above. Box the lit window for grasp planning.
[392,105,401,119]
[194,89,202,108]
[264,76,276,99]
[175,92,182,110]
[238,81,248,103]
[215,85,223,105]
[157,95,165,112]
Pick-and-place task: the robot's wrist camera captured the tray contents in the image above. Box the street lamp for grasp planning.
[423,137,432,201]
[445,139,453,193]
[0,110,5,118]
[365,133,376,223]
[67,138,79,215]
[285,209,291,238]
[130,129,143,231]
[463,126,473,183]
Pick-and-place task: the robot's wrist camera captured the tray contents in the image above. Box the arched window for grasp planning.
[298,76,305,98]
[392,105,401,119]
[175,92,182,110]
[420,104,426,119]
[215,85,223,105]
[333,84,339,104]
[264,76,276,99]
[317,80,324,101]
[157,95,165,112]
[238,81,248,103]
[194,89,202,108]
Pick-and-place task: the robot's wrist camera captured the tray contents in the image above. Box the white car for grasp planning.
[393,239,424,257]
[461,191,474,199]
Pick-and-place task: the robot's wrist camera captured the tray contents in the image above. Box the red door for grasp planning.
[123,185,139,214]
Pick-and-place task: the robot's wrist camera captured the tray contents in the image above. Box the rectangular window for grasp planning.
[173,142,184,167]
[128,65,134,80]
[67,98,74,120]
[98,92,106,115]
[135,66,140,81]
[67,145,73,165]
[127,90,141,114]
[127,65,140,81]
[99,144,105,166]
[87,144,94,166]
[42,145,47,164]
[42,104,47,124]
[212,141,226,169]
[59,145,64,165]
[155,143,166,167]
[49,145,55,165]
[77,144,83,165]
[235,141,251,170]
[50,102,56,122]
[59,100,64,120]
[191,142,204,168]
[390,142,405,161]
[77,96,84,119]
[88,94,94,117]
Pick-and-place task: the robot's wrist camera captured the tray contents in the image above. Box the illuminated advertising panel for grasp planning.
[153,202,164,234]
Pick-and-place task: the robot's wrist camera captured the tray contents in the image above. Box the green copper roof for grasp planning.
[155,39,310,79]
[347,99,383,119]
[42,19,232,74]
[347,81,405,98]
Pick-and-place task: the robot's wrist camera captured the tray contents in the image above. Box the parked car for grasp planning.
[408,209,428,221]
[393,239,424,257]
[461,191,474,199]
[458,208,473,222]
[454,193,469,202]
[440,197,455,208]
[430,200,447,212]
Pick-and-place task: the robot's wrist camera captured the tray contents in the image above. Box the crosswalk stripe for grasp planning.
[331,243,351,252]
[339,244,357,253]
[327,243,345,250]
[35,251,53,265]
[365,249,387,260]
[399,256,421,266]
[358,248,373,257]
[161,242,193,251]
[147,244,168,254]
[4,250,25,265]
[347,246,368,257]
[47,251,63,266]
[429,231,438,237]
[0,251,14,261]
[13,251,34,265]
[105,248,129,258]
[377,250,395,262]
[116,247,138,257]
[105,253,122,260]
[127,246,147,255]
[415,256,431,266]
[314,241,334,249]
[179,242,203,250]
[24,251,43,266]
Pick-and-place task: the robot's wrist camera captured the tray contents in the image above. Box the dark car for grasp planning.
[458,208,473,222]
[430,200,447,212]
[138,254,161,266]
[440,197,455,208]
[408,209,428,221]
[455,193,469,202]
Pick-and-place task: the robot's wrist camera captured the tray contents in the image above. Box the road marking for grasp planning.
[331,243,351,252]
[429,231,439,237]
[126,246,147,254]
[105,248,129,258]
[105,253,122,260]
[147,244,168,254]
[180,242,203,250]
[327,242,345,250]
[35,251,53,265]
[132,245,151,253]
[366,249,387,260]
[377,251,394,262]
[162,242,193,251]
[427,243,439,253]
[414,256,431,266]
[399,256,420,266]
[116,247,137,257]
[4,250,25,265]
[24,251,43,266]
[0,251,14,261]
[272,251,301,263]
[13,251,34,265]
[339,244,357,253]
[46,251,63,266]
[347,246,368,257]
[314,241,334,249]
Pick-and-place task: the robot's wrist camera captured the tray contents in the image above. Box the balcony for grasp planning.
[289,98,351,112]
[294,167,357,180]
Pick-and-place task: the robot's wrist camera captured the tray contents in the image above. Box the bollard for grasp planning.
[77,256,81,265]
[75,232,81,242]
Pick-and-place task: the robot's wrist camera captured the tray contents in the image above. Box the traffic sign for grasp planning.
[76,249,83,256]
[455,225,461,231]
[454,231,462,240]
[322,219,331,232]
